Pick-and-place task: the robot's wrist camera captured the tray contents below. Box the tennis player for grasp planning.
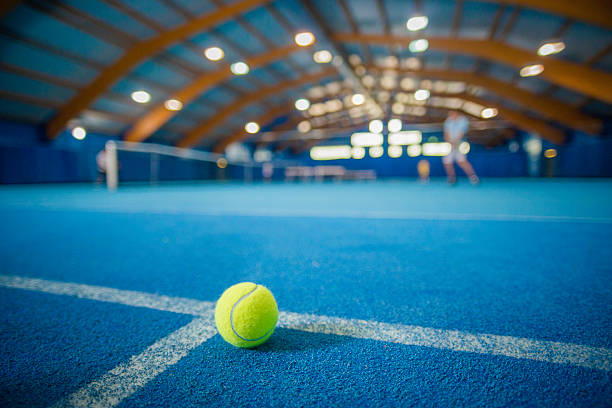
[443,111,479,185]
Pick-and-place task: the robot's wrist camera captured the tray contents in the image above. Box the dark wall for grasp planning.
[0,120,611,184]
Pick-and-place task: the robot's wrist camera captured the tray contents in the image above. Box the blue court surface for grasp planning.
[1,179,611,407]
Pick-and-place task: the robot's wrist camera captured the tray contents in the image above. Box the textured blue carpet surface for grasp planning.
[0,180,611,406]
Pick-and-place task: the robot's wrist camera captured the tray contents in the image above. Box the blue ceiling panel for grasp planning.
[217,20,267,54]
[198,87,237,106]
[487,63,516,82]
[561,23,612,65]
[582,99,612,118]
[459,1,501,39]
[226,75,258,92]
[0,40,98,85]
[131,60,191,88]
[346,0,383,34]
[249,67,278,85]
[273,0,318,34]
[171,0,217,17]
[386,0,417,36]
[0,97,52,122]
[1,5,122,64]
[450,54,476,71]
[424,51,447,69]
[0,71,74,102]
[551,87,584,106]
[421,0,455,38]
[61,0,155,39]
[243,7,290,47]
[91,97,146,116]
[506,9,565,51]
[110,77,169,99]
[120,0,185,29]
[165,43,215,71]
[516,77,551,94]
[312,0,351,33]
[593,49,612,73]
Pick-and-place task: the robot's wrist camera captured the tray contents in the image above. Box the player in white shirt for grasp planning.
[443,111,479,185]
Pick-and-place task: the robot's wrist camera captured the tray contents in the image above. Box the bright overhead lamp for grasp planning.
[409,39,429,53]
[295,98,311,111]
[389,130,422,145]
[414,89,430,101]
[244,122,260,134]
[351,93,365,105]
[520,64,544,77]
[351,132,384,147]
[313,50,332,63]
[131,90,151,104]
[537,41,565,56]
[204,46,224,61]
[406,16,429,31]
[369,145,384,158]
[544,148,558,158]
[369,119,384,134]
[422,142,452,156]
[164,99,183,111]
[295,32,315,47]
[71,126,86,140]
[481,108,498,119]
[407,144,422,157]
[231,61,249,75]
[388,145,403,158]
[310,145,351,160]
[351,146,365,159]
[387,118,402,133]
[297,120,312,133]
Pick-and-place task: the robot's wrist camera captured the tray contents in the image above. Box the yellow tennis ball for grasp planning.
[214,282,278,348]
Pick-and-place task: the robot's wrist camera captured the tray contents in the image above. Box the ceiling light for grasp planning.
[244,122,260,134]
[164,99,183,111]
[351,146,366,159]
[71,126,86,140]
[409,39,429,53]
[388,145,403,158]
[544,148,558,158]
[131,90,151,104]
[231,61,249,75]
[388,118,402,133]
[294,32,315,47]
[389,130,422,145]
[297,120,312,133]
[351,132,384,147]
[537,41,565,56]
[313,50,332,63]
[481,108,498,119]
[369,119,383,134]
[369,145,384,158]
[520,64,544,77]
[407,144,422,157]
[310,145,351,160]
[406,16,429,31]
[295,98,310,111]
[351,93,365,105]
[204,46,224,61]
[414,89,430,101]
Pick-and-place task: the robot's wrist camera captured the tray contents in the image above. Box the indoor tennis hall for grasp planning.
[0,1,611,407]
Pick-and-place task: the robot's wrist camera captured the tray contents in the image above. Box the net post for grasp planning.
[106,141,118,191]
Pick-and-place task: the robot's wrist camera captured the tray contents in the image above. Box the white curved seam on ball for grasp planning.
[230,284,275,342]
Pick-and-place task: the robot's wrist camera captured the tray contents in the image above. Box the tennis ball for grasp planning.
[214,282,278,348]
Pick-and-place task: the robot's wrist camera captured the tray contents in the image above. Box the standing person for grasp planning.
[443,111,479,185]
[95,148,106,185]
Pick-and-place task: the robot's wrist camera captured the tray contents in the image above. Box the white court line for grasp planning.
[4,202,612,224]
[1,274,611,373]
[51,318,216,408]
